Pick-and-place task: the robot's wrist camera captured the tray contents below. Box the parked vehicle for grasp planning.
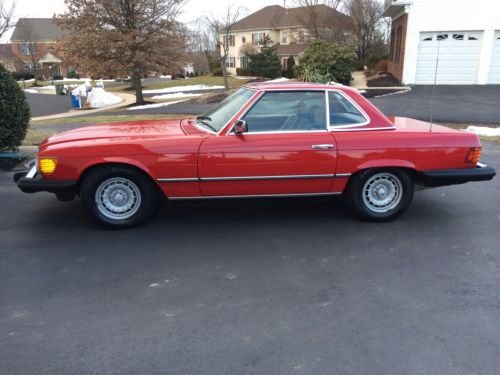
[14,82,496,227]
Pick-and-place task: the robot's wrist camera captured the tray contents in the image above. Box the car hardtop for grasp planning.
[243,81,359,94]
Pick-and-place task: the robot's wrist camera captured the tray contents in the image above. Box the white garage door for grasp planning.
[488,31,500,84]
[415,32,482,84]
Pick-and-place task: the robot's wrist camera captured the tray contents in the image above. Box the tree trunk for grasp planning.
[220,58,229,90]
[132,74,144,104]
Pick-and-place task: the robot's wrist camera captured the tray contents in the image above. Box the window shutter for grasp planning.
[252,33,255,45]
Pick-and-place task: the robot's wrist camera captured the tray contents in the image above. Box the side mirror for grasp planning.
[233,120,248,134]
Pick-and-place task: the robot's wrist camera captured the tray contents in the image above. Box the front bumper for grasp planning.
[420,162,496,187]
[14,165,78,198]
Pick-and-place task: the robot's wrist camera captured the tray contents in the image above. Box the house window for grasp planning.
[282,31,288,44]
[223,35,235,47]
[453,34,464,40]
[20,43,35,55]
[468,35,478,40]
[225,56,235,68]
[436,34,448,41]
[23,63,34,71]
[252,32,265,45]
[422,36,433,41]
[239,56,248,69]
[395,26,402,64]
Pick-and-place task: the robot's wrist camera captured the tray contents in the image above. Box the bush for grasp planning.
[211,67,223,76]
[53,74,63,80]
[247,38,282,79]
[297,39,355,85]
[67,69,80,79]
[0,63,31,151]
[236,68,253,76]
[11,71,35,81]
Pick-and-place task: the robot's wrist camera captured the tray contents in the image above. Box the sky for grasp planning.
[0,0,284,42]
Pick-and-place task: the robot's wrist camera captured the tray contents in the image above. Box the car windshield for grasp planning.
[196,88,255,133]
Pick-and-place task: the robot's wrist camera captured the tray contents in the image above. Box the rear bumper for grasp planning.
[420,162,496,187]
[14,166,78,196]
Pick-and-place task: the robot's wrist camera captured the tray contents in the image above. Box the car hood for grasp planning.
[40,119,189,149]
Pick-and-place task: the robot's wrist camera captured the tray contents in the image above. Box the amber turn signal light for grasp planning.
[38,158,58,175]
[464,147,481,164]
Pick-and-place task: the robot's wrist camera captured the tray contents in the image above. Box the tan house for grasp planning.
[9,18,69,78]
[221,4,345,75]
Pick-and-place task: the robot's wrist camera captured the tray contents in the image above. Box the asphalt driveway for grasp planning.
[370,85,500,124]
[1,143,499,374]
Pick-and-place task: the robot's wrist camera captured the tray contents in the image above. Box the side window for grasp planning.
[242,91,326,132]
[328,91,368,127]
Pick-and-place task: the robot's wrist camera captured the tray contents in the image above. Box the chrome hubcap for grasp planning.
[362,173,403,213]
[95,178,141,220]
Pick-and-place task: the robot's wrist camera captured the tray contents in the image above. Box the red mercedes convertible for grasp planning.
[15,82,496,227]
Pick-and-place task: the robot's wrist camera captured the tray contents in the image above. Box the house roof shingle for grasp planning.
[276,42,309,56]
[230,4,345,32]
[11,18,63,42]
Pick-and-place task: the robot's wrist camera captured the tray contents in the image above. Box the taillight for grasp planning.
[465,147,481,164]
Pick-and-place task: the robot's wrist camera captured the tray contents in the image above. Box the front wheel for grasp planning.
[345,169,414,222]
[80,165,158,228]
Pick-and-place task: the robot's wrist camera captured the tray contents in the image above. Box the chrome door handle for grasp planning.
[311,144,334,150]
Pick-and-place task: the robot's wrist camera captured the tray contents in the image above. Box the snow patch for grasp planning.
[24,89,38,93]
[466,126,500,137]
[127,99,187,110]
[266,77,289,82]
[151,92,202,100]
[86,88,122,108]
[143,84,224,94]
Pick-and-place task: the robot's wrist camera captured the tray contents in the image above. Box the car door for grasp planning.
[198,90,338,196]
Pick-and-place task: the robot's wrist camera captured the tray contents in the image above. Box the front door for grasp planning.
[198,90,337,196]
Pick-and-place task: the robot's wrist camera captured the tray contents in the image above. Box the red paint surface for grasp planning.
[37,83,481,198]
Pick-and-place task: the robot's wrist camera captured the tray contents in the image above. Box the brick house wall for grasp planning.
[10,41,69,78]
[387,13,408,82]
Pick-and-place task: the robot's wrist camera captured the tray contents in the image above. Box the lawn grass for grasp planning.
[22,129,56,146]
[438,123,500,143]
[131,76,250,92]
[31,114,190,126]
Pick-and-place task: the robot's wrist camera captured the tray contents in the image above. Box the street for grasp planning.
[1,143,499,375]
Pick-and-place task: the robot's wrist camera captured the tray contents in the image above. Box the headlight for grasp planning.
[38,158,58,175]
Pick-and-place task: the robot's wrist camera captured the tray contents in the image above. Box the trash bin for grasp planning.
[70,94,81,109]
[55,84,64,95]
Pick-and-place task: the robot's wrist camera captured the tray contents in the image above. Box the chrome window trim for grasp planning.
[330,126,396,132]
[157,173,351,183]
[326,90,371,130]
[215,88,261,136]
[169,192,342,200]
[227,89,329,135]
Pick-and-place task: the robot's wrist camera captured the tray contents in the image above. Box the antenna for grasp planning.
[429,33,442,132]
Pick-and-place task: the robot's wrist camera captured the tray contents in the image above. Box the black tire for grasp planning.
[344,168,414,222]
[80,165,158,228]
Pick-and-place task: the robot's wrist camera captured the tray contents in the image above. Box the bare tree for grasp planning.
[57,0,188,104]
[19,24,41,85]
[0,0,16,39]
[343,0,385,61]
[206,5,245,90]
[291,0,351,44]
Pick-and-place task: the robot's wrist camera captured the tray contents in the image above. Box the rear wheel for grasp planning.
[345,169,414,222]
[80,165,158,228]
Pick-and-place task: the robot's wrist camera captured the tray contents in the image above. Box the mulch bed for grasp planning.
[367,73,403,87]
